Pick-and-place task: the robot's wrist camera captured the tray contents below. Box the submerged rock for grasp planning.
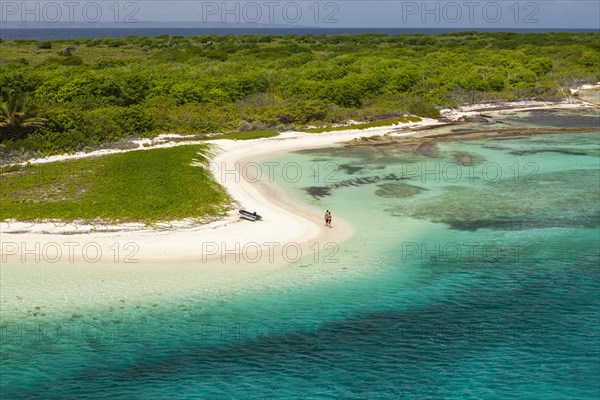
[509,148,591,157]
[458,115,490,123]
[387,169,600,231]
[345,135,398,147]
[375,183,426,198]
[339,164,364,175]
[304,174,409,199]
[441,214,599,231]
[415,141,439,158]
[453,152,486,166]
[305,186,331,199]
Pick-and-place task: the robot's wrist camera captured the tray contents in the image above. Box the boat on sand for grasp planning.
[239,210,262,221]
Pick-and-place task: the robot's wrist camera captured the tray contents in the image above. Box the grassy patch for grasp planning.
[209,130,280,140]
[0,144,232,223]
[301,117,422,133]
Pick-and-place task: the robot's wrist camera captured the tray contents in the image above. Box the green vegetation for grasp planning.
[210,130,280,140]
[0,93,46,140]
[0,32,598,158]
[0,144,232,222]
[301,116,422,133]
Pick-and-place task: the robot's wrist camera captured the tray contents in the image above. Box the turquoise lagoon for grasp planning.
[1,109,599,399]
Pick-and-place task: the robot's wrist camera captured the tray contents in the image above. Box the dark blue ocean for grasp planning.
[1,27,596,41]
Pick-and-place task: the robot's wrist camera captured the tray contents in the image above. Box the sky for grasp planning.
[1,1,599,29]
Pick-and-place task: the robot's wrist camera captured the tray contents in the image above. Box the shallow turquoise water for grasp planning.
[1,111,599,399]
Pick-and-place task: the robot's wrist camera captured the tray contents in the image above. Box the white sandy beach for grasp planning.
[0,117,441,267]
[1,95,597,320]
[2,94,598,266]
[1,118,440,319]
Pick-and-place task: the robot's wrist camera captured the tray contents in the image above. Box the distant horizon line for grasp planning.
[2,25,597,41]
[2,26,597,31]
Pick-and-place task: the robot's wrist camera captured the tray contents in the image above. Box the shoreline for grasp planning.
[1,96,597,265]
[0,119,437,320]
[0,117,438,265]
[0,97,597,320]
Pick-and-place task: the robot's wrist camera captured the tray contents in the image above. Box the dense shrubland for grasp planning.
[0,31,598,157]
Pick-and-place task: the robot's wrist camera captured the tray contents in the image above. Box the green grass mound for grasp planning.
[0,144,232,223]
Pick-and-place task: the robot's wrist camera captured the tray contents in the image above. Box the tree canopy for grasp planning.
[0,31,598,156]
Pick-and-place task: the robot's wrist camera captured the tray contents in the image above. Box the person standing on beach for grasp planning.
[325,210,332,228]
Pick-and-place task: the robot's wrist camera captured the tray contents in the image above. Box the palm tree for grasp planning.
[0,93,46,141]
